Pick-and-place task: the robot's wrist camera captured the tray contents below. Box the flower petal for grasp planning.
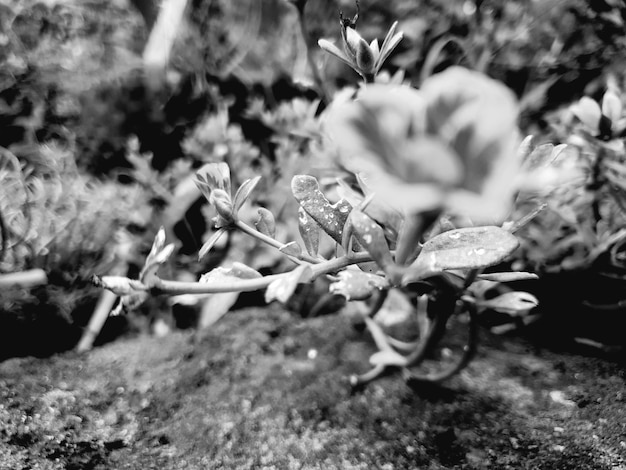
[318,39,355,68]
[196,162,231,195]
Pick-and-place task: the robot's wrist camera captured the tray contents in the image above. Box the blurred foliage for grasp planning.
[1,0,626,357]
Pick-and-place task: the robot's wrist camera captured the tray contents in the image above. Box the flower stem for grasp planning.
[148,251,377,296]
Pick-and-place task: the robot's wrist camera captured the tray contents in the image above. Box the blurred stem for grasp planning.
[589,145,606,229]
[142,0,189,90]
[0,207,6,263]
[294,2,330,103]
[403,302,478,385]
[0,269,47,288]
[138,251,377,296]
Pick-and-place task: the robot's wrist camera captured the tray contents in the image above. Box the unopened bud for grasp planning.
[210,189,234,224]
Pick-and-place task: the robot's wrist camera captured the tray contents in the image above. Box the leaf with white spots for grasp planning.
[349,208,394,272]
[291,175,353,244]
[403,226,519,283]
[298,207,320,256]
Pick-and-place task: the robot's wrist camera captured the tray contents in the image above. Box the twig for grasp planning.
[75,290,119,353]
[0,269,47,288]
[235,219,320,265]
[142,0,189,90]
[403,303,478,385]
[293,1,330,103]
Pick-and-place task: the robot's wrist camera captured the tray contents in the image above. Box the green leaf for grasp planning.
[476,291,538,315]
[328,270,388,301]
[297,207,320,256]
[279,241,302,257]
[255,207,276,238]
[198,227,227,261]
[403,226,519,283]
[291,175,352,244]
[477,272,538,282]
[265,265,313,304]
[198,292,241,329]
[140,227,175,285]
[199,262,262,283]
[349,208,395,272]
[233,176,261,213]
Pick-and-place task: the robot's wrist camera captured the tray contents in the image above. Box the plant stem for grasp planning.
[294,3,330,104]
[149,251,377,296]
[235,219,320,264]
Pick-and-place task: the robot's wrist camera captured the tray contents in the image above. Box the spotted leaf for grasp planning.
[292,175,352,244]
[403,226,519,283]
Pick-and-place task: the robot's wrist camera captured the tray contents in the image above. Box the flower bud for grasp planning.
[210,188,234,225]
[344,27,369,63]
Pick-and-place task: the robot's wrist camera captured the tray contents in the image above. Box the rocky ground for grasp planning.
[0,304,625,469]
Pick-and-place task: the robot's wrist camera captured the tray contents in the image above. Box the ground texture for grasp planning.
[0,305,625,469]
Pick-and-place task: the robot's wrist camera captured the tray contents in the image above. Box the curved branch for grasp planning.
[402,303,478,385]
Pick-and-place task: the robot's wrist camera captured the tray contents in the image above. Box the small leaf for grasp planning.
[265,265,313,304]
[369,349,408,367]
[517,135,534,163]
[571,96,601,134]
[152,243,175,266]
[349,208,395,272]
[140,229,175,284]
[477,272,538,282]
[198,292,241,329]
[255,207,276,238]
[279,241,303,257]
[198,227,227,261]
[200,262,262,283]
[329,270,388,301]
[233,175,261,213]
[298,206,320,256]
[292,175,352,244]
[476,291,538,315]
[146,227,167,262]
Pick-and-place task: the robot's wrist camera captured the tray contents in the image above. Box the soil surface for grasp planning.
[0,305,625,469]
